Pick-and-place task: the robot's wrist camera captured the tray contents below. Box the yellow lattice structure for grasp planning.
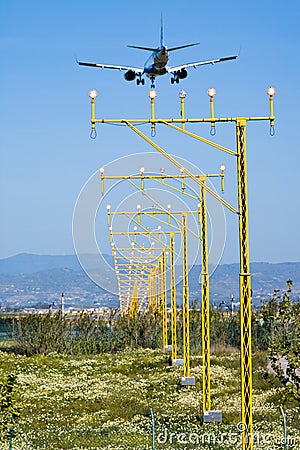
[129,283,139,319]
[199,175,211,412]
[89,86,276,449]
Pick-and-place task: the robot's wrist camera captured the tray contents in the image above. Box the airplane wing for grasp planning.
[77,60,144,73]
[167,55,238,72]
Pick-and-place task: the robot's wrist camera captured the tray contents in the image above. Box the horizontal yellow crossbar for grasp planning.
[93,116,272,124]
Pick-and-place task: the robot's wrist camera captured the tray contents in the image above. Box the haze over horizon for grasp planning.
[1,251,299,266]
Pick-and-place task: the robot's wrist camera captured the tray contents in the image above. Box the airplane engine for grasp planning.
[177,69,188,79]
[124,70,136,81]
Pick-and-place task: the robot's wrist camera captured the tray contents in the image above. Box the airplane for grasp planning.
[77,18,238,88]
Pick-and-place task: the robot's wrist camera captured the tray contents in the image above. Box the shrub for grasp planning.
[0,373,19,443]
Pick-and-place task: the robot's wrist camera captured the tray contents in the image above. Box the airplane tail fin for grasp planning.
[128,16,199,53]
[160,13,164,48]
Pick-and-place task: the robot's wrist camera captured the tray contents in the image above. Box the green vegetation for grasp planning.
[0,349,299,449]
[0,373,19,443]
[0,281,299,449]
[264,281,300,403]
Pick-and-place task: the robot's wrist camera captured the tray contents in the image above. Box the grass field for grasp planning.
[0,347,299,449]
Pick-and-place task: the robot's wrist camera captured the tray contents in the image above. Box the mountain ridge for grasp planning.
[1,252,299,275]
[0,254,299,310]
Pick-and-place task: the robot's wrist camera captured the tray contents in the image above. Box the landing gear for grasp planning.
[150,76,156,88]
[171,76,179,84]
[136,76,145,86]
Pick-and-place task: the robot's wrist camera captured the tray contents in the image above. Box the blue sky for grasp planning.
[1,0,299,263]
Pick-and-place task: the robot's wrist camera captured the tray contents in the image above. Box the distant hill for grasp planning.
[208,261,300,300]
[0,254,299,310]
[0,253,114,275]
[0,253,81,274]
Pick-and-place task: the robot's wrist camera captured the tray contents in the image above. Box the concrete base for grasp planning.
[181,376,195,387]
[173,358,184,366]
[203,410,222,423]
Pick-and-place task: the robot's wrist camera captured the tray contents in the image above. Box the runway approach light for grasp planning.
[267,86,276,97]
[220,164,226,173]
[88,89,98,99]
[148,89,157,99]
[179,90,187,99]
[207,88,216,98]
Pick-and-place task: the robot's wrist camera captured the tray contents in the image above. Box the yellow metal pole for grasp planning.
[200,175,211,413]
[151,98,155,121]
[130,283,139,319]
[148,90,157,136]
[153,265,157,312]
[180,167,185,191]
[269,94,275,128]
[140,168,145,190]
[162,249,168,349]
[220,165,225,193]
[91,98,95,131]
[170,232,177,363]
[148,271,153,311]
[236,119,252,450]
[208,89,216,135]
[182,213,191,383]
[210,97,215,134]
[181,97,185,131]
[151,99,156,135]
[107,206,111,225]
[100,168,105,195]
[137,205,141,224]
[158,256,162,314]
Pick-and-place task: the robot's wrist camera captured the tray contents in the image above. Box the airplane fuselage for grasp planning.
[144,47,168,78]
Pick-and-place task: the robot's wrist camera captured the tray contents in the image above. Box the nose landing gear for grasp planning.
[136,75,145,86]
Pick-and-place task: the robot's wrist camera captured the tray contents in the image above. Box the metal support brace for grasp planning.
[124,121,237,214]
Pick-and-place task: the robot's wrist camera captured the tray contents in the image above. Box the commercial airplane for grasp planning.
[77,18,237,88]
